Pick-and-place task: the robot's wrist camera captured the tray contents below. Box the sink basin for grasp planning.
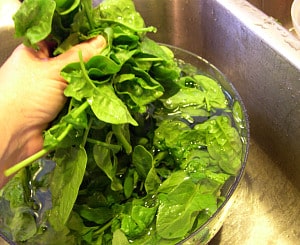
[1,0,300,244]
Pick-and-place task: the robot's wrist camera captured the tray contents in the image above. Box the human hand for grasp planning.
[0,36,106,187]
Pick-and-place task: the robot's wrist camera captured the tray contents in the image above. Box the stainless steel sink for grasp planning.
[1,0,300,244]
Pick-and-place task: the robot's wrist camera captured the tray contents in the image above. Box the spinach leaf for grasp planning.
[62,55,138,126]
[86,55,121,78]
[13,0,56,48]
[93,132,123,191]
[156,179,217,239]
[181,150,210,173]
[233,101,246,135]
[132,145,152,179]
[140,37,173,61]
[120,198,157,238]
[123,168,138,199]
[62,104,88,129]
[145,167,161,195]
[0,199,14,241]
[193,75,228,111]
[111,48,137,67]
[43,101,89,149]
[98,0,147,31]
[89,84,138,126]
[0,170,37,242]
[43,122,82,149]
[62,63,95,101]
[1,170,29,209]
[195,116,242,174]
[10,208,37,242]
[67,211,102,244]
[71,0,95,33]
[55,0,81,15]
[139,38,181,84]
[153,120,191,151]
[75,204,113,225]
[153,119,207,161]
[162,87,205,110]
[48,146,87,231]
[157,170,187,193]
[115,65,164,113]
[112,229,130,245]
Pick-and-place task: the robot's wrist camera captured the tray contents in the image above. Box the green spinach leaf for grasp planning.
[195,116,242,174]
[48,146,87,231]
[156,179,217,239]
[93,132,123,191]
[13,0,56,48]
[89,84,138,126]
[132,145,152,179]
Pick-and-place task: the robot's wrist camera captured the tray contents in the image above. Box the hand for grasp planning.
[0,36,106,188]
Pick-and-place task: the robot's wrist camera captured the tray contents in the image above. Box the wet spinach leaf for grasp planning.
[48,146,87,231]
[156,179,217,239]
[13,0,56,48]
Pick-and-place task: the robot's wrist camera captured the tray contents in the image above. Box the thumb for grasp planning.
[49,35,106,78]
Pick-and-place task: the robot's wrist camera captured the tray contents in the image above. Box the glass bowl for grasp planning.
[0,44,249,245]
[292,0,300,38]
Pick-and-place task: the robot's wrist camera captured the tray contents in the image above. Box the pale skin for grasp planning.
[0,35,106,188]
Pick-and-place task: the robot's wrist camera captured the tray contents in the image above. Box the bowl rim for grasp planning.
[0,43,251,245]
[291,0,300,37]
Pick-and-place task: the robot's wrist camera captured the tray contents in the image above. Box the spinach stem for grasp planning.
[5,101,90,177]
[112,124,132,155]
[4,124,74,177]
[4,147,52,177]
[57,124,73,142]
[95,220,113,236]
[74,100,90,116]
[86,138,122,152]
[78,51,97,89]
[82,118,93,147]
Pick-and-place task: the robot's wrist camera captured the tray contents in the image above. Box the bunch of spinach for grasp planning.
[0,0,246,244]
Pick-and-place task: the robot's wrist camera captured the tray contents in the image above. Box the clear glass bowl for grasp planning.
[292,0,300,38]
[0,45,249,245]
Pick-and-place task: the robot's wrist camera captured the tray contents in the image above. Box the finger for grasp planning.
[50,35,106,74]
[68,35,107,62]
[12,42,50,60]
